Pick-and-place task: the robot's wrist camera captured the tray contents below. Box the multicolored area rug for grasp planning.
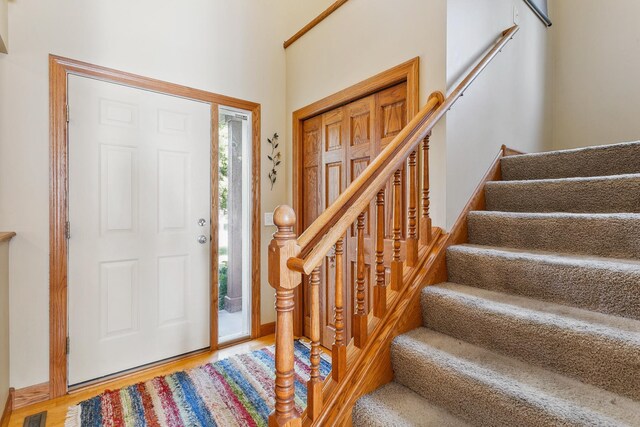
[65,341,331,427]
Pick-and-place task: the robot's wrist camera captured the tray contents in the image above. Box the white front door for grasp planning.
[67,75,212,386]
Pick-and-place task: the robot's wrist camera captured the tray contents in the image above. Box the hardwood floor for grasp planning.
[9,335,275,426]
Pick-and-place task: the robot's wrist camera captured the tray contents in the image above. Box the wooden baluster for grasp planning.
[353,212,368,348]
[420,134,433,245]
[374,190,386,317]
[268,206,302,427]
[332,237,346,382]
[406,150,418,266]
[390,169,404,291]
[307,266,322,421]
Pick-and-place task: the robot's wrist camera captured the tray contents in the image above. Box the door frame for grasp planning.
[291,57,419,336]
[49,55,261,398]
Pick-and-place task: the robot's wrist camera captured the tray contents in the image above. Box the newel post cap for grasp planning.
[268,205,301,290]
[274,205,296,229]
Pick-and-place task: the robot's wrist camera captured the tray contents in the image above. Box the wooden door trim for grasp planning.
[49,55,261,398]
[291,57,420,335]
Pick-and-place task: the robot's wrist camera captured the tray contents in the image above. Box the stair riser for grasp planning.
[355,141,640,426]
[352,383,470,427]
[468,213,640,259]
[485,177,640,213]
[501,142,640,181]
[421,291,640,401]
[391,340,590,427]
[446,248,640,321]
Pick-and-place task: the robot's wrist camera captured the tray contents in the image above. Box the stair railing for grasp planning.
[267,25,520,427]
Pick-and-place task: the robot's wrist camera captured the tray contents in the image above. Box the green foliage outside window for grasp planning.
[218,261,228,310]
[219,120,229,214]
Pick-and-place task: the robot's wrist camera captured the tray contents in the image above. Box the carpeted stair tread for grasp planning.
[485,174,640,213]
[391,328,640,427]
[501,140,640,180]
[421,283,640,400]
[352,382,470,427]
[354,141,640,426]
[447,244,640,320]
[468,211,640,259]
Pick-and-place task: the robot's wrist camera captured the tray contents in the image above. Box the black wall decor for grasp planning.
[524,0,552,27]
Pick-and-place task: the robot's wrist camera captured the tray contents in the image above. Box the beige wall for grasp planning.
[285,0,449,228]
[285,0,551,229]
[0,0,288,389]
[0,0,7,53]
[0,241,9,408]
[548,0,640,150]
[445,0,551,227]
[0,0,559,391]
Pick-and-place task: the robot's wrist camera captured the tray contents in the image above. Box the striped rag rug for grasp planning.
[65,341,331,426]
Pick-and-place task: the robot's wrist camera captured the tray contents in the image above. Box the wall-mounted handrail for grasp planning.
[283,0,350,49]
[268,24,519,427]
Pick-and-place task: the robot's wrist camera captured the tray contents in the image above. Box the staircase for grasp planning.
[353,141,640,426]
[267,27,525,427]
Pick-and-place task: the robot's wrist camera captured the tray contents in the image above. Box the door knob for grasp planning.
[198,235,208,244]
[198,218,207,226]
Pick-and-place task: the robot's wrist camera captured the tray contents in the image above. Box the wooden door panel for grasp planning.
[349,157,373,236]
[302,117,322,229]
[322,160,345,346]
[378,83,408,146]
[300,82,409,349]
[320,107,348,346]
[376,84,409,258]
[301,116,322,335]
[345,96,376,340]
[323,108,345,163]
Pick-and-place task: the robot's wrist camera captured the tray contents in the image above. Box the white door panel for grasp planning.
[68,75,211,385]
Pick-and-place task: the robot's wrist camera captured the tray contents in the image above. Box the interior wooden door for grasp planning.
[321,106,349,347]
[376,83,409,275]
[300,115,323,339]
[344,95,376,347]
[301,82,409,348]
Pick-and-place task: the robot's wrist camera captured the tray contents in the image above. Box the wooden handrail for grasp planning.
[0,232,16,244]
[295,93,441,252]
[283,0,350,49]
[433,25,521,126]
[288,93,442,275]
[268,25,519,427]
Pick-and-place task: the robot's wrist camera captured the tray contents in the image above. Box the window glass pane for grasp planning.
[218,107,251,343]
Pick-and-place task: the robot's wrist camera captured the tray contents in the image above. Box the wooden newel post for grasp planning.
[268,205,302,427]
